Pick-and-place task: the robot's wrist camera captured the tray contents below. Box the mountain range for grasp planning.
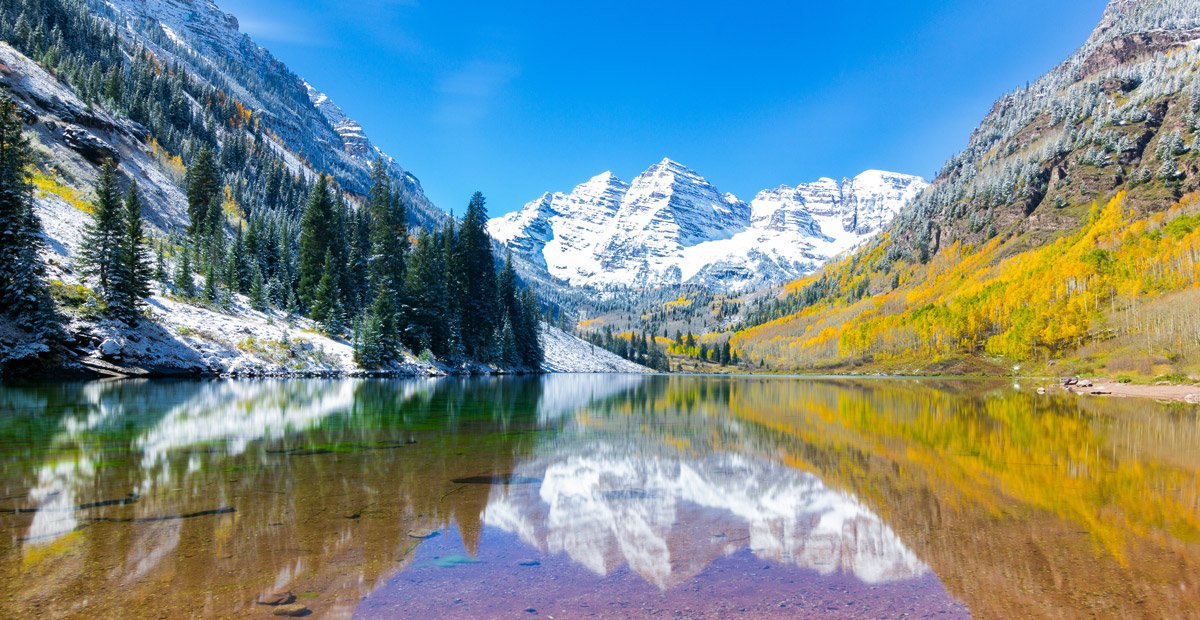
[490,159,927,291]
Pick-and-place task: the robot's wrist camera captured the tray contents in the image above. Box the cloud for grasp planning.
[435,61,519,126]
[437,61,519,97]
[235,15,329,46]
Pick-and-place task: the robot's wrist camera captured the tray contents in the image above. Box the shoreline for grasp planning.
[1038,377,1200,404]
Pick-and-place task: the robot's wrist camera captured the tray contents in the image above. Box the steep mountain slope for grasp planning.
[94,0,445,228]
[490,159,926,291]
[728,0,1200,379]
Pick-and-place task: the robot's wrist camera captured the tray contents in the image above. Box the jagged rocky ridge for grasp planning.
[490,159,926,292]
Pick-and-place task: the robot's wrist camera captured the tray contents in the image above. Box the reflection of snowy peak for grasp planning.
[483,445,928,589]
[489,161,926,291]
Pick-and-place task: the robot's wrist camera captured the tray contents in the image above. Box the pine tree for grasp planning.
[154,241,168,290]
[441,218,464,358]
[249,265,267,311]
[356,285,400,369]
[202,258,218,302]
[186,145,218,237]
[518,286,544,367]
[298,174,336,309]
[344,205,371,317]
[107,181,152,323]
[0,95,61,336]
[79,159,123,297]
[310,249,344,335]
[403,228,447,354]
[230,224,249,294]
[498,316,517,367]
[366,159,406,294]
[173,246,196,298]
[454,192,497,359]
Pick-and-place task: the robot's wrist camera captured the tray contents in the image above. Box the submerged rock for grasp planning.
[256,591,295,606]
[271,603,310,617]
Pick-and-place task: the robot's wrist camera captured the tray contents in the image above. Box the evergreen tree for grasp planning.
[403,228,448,355]
[0,95,61,336]
[185,145,218,236]
[366,159,406,294]
[498,316,517,367]
[79,159,123,297]
[454,192,497,359]
[202,258,218,302]
[440,218,464,358]
[249,265,267,311]
[344,205,371,317]
[173,246,196,298]
[154,241,168,290]
[518,286,544,367]
[297,174,336,309]
[310,249,344,335]
[356,285,400,369]
[107,181,152,323]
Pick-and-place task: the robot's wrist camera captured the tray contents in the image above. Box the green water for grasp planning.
[0,375,1197,619]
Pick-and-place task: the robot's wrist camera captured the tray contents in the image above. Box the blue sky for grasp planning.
[219,0,1107,217]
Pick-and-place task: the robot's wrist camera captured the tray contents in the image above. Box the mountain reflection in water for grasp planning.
[484,439,927,588]
[0,375,1197,619]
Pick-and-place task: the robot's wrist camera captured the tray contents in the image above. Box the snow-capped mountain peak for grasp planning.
[490,161,927,291]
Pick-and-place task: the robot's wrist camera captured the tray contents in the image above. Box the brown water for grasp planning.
[0,375,1197,619]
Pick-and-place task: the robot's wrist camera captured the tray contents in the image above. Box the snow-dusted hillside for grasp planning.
[540,326,651,373]
[490,159,927,291]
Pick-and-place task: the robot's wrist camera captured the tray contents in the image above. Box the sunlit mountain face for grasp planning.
[2,376,1198,619]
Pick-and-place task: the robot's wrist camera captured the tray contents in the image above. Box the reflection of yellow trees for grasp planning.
[708,379,1200,566]
[735,193,1200,367]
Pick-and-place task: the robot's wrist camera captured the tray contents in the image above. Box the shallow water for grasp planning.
[0,375,1197,619]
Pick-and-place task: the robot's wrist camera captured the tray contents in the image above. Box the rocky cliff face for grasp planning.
[490,160,926,291]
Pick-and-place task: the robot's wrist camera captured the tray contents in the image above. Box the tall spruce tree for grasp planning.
[441,218,464,358]
[173,245,196,298]
[80,159,124,298]
[366,159,407,303]
[249,265,267,311]
[403,228,447,355]
[107,181,152,323]
[344,205,371,317]
[454,192,497,359]
[185,145,218,237]
[310,249,344,335]
[297,174,336,310]
[356,285,400,369]
[0,95,61,336]
[517,286,544,367]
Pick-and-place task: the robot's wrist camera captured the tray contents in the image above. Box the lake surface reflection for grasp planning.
[1,375,1198,619]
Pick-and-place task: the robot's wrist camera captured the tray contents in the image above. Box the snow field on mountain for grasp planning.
[490,159,927,291]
